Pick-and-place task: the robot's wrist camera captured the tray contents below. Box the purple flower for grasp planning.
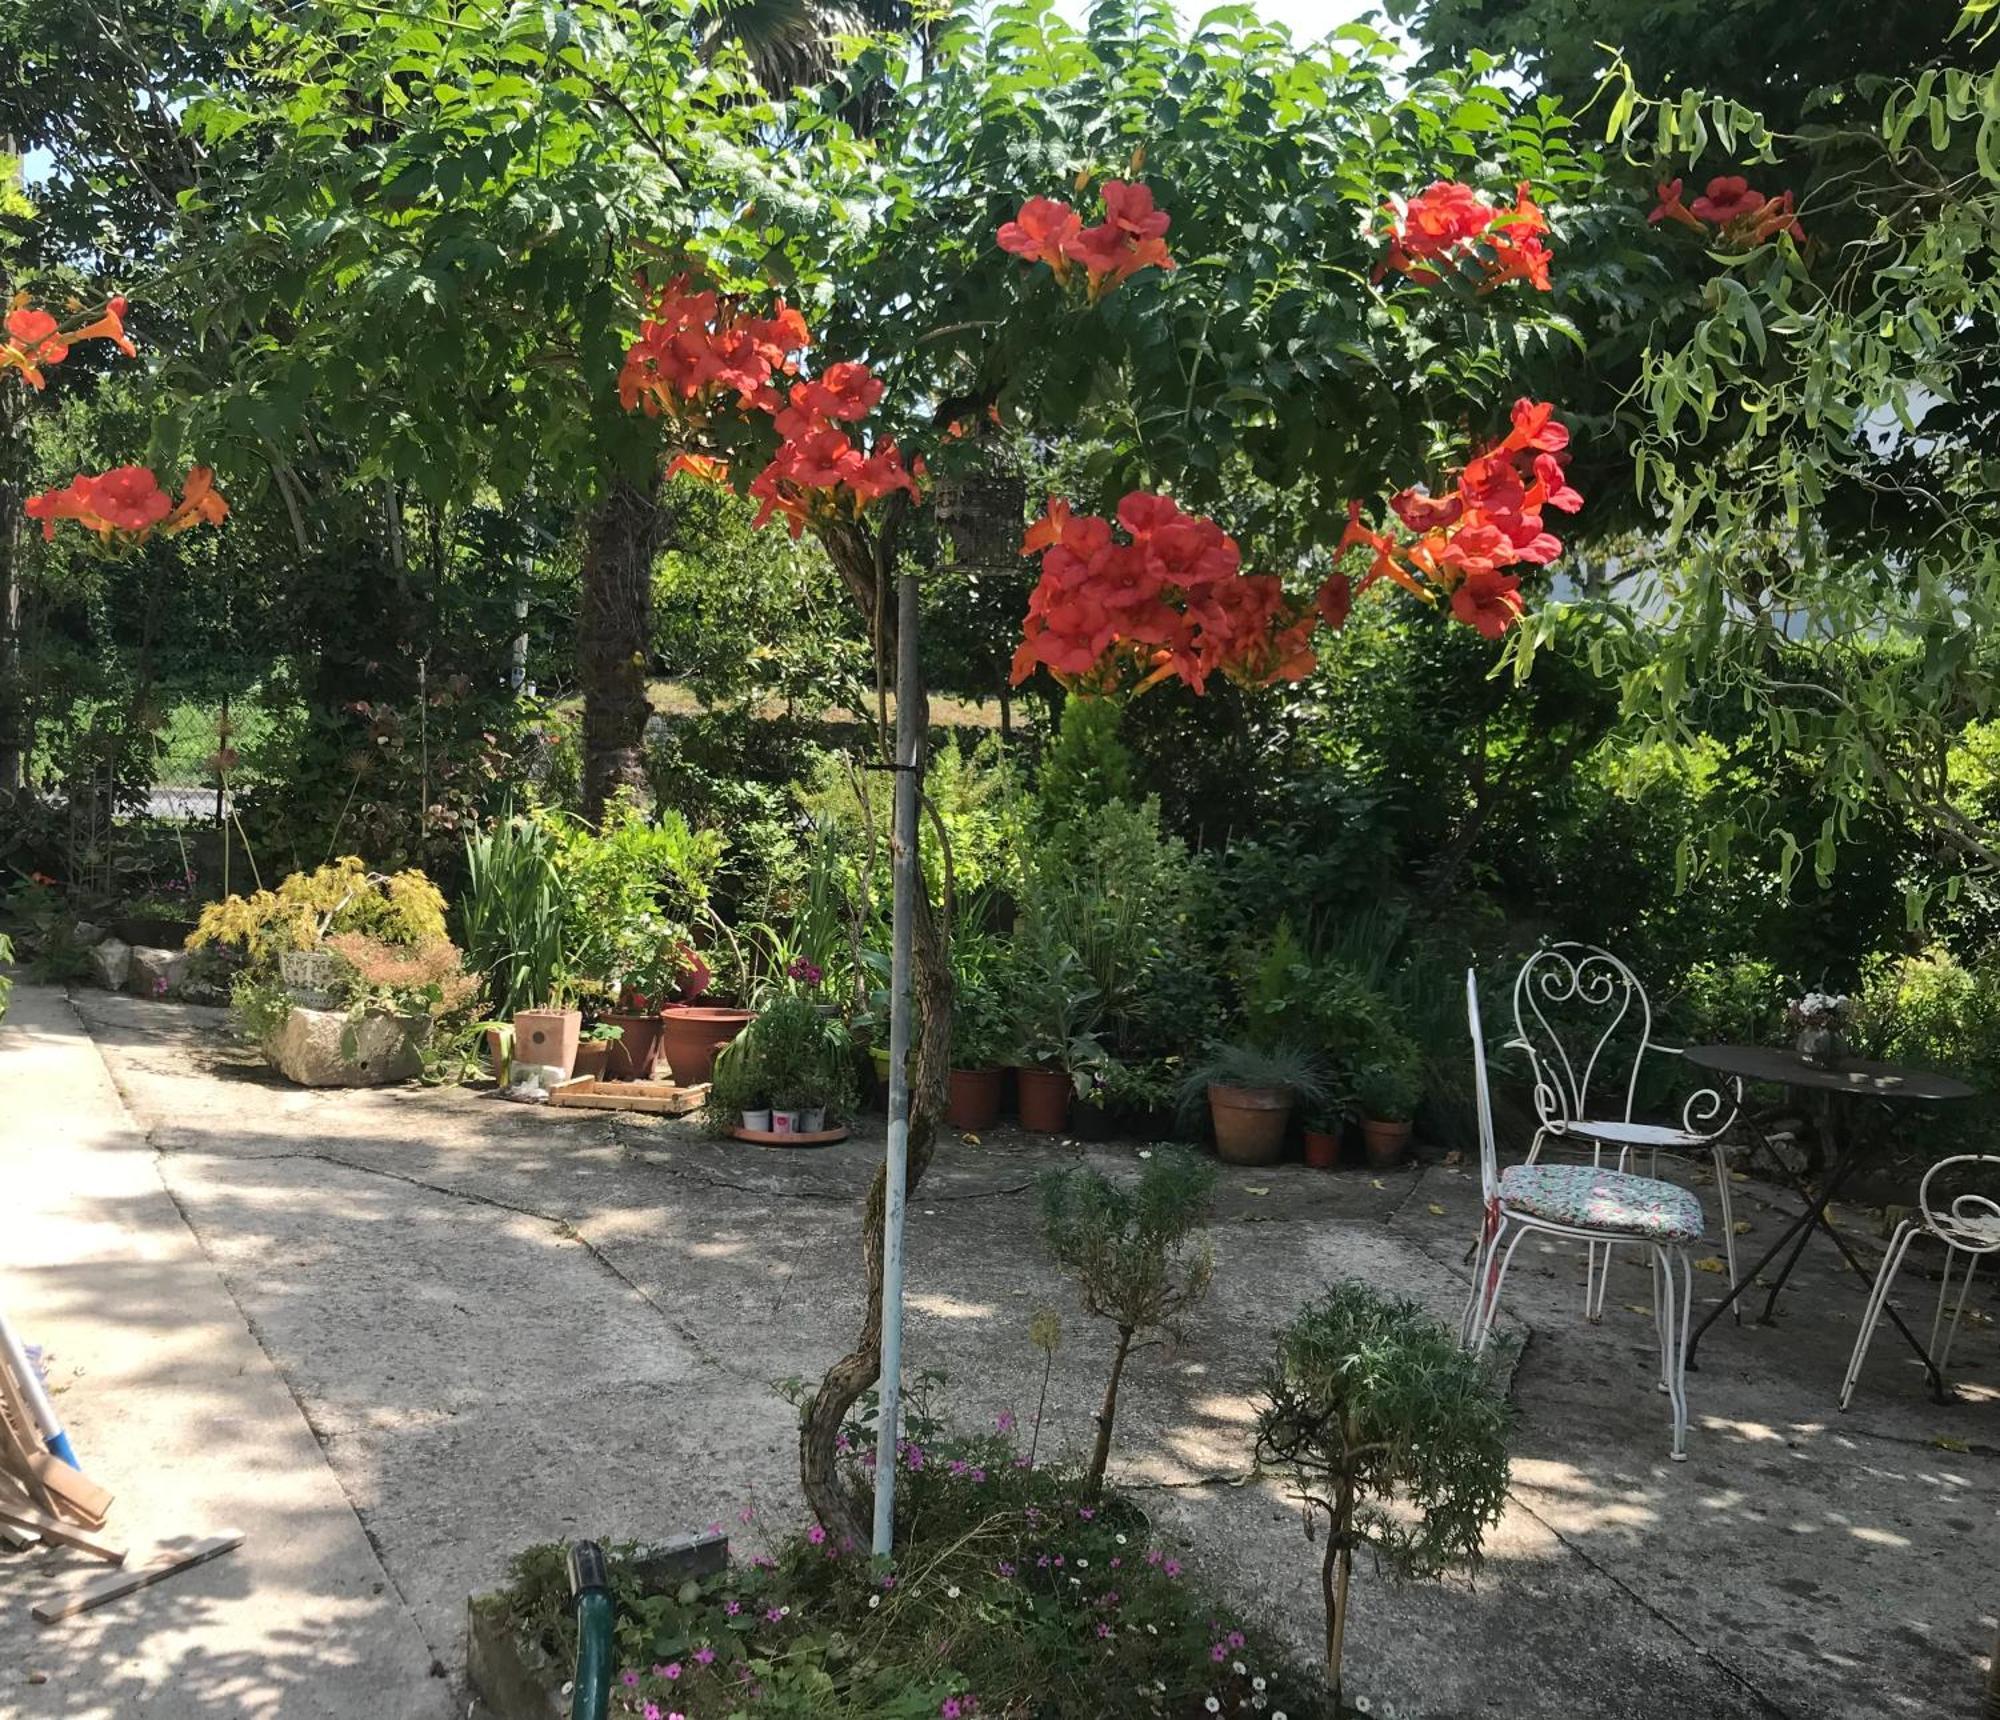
[1227,1630,1245,1649]
[808,1524,827,1545]
[941,1701,962,1720]
[644,1705,661,1720]
[662,1663,681,1681]
[694,1646,715,1667]
[1096,1622,1113,1639]
[725,1600,741,1616]
[996,1410,1017,1433]
[1077,1507,1095,1521]
[1164,1559,1182,1578]
[765,1607,783,1623]
[1211,1644,1228,1663]
[1146,1550,1163,1567]
[904,1443,926,1471]
[622,1671,640,1687]
[788,956,824,986]
[738,1505,755,1524]
[705,1521,723,1536]
[970,1468,987,1483]
[996,1560,1015,1577]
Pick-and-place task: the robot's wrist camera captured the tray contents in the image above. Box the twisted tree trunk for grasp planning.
[1084,1323,1136,1499]
[796,511,953,1550]
[579,475,673,820]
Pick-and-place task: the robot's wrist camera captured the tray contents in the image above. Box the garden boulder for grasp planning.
[262,1005,426,1087]
[128,945,190,999]
[89,938,132,991]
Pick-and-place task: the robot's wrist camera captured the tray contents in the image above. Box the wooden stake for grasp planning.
[19,1453,111,1529]
[33,1532,243,1624]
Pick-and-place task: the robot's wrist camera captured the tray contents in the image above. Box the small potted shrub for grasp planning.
[1353,1047,1423,1168]
[1010,942,1106,1135]
[572,1020,623,1081]
[946,962,1011,1130]
[1181,1040,1330,1167]
[1301,1100,1345,1169]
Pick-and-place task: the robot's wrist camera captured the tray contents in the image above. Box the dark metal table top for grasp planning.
[1683,1043,1977,1102]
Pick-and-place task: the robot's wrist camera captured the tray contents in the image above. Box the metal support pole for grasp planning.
[871,568,921,1557]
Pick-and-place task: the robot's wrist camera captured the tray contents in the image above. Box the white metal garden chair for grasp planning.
[1510,942,1744,1322]
[1840,1154,2000,1408]
[1463,969,1701,1459]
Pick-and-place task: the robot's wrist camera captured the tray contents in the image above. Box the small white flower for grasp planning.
[868,1594,881,1609]
[1075,1558,1088,1568]
[1253,1701,1266,1713]
[1355,1700,1372,1715]
[1233,1661,1246,1676]
[1115,1533,1127,1545]
[1069,1576,1081,1586]
[1206,1700,1221,1715]
[946,1586,960,1599]
[1145,1624,1157,1636]
[778,1605,790,1617]
[1252,1678,1266,1693]
[1274,1711,1289,1720]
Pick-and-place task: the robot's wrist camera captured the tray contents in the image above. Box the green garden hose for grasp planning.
[566,1541,614,1720]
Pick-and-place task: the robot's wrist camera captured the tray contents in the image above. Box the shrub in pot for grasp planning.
[945,960,1012,1131]
[1180,1040,1331,1167]
[1301,1103,1345,1169]
[1010,942,1106,1135]
[1353,1051,1423,1167]
[573,1021,622,1081]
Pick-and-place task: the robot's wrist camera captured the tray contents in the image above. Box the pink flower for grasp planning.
[1228,1631,1245,1649]
[765,1607,783,1623]
[725,1600,740,1615]
[622,1671,639,1688]
[644,1706,661,1720]
[970,1468,986,1483]
[997,1560,1015,1577]
[942,1701,963,1720]
[662,1663,681,1681]
[694,1646,715,1667]
[1077,1507,1094,1521]
[996,1409,1017,1433]
[1164,1559,1182,1577]
[1096,1622,1112,1639]
[1211,1643,1228,1662]
[808,1524,827,1545]
[705,1521,723,1536]
[738,1505,755,1524]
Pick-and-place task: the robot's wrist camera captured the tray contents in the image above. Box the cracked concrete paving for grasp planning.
[22,987,2000,1718]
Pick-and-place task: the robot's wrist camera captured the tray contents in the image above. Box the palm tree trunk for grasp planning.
[578,476,672,819]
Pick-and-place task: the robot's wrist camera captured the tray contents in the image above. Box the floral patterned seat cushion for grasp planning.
[1499,1163,1704,1244]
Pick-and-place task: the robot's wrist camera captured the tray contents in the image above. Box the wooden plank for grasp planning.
[547,1077,705,1116]
[0,1501,124,1563]
[0,1519,40,1550]
[21,1453,111,1529]
[33,1532,243,1624]
[0,1386,58,1518]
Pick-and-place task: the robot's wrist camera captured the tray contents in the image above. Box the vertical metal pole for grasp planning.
[871,567,921,1556]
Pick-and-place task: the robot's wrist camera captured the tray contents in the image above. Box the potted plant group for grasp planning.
[707,993,856,1137]
[1182,1039,1331,1167]
[1353,1046,1424,1168]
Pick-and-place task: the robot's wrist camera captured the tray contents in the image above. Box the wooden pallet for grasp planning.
[548,1076,708,1117]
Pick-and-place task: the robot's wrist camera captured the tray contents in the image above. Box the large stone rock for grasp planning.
[72,920,107,948]
[89,938,132,991]
[262,1005,427,1088]
[128,945,190,999]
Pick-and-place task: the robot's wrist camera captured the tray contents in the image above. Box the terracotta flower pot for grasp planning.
[1015,1066,1072,1135]
[1302,1126,1342,1169]
[1360,1117,1413,1168]
[946,1068,1003,1131]
[573,1041,612,1081]
[660,1005,754,1086]
[512,1008,581,1080]
[1208,1083,1292,1166]
[602,1013,663,1081]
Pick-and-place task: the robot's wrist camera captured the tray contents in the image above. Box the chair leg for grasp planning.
[1841,1221,1919,1410]
[1711,1146,1741,1323]
[1933,1247,1979,1378]
[1584,1141,1614,1323]
[1474,1223,1528,1356]
[1656,1247,1693,1461]
[1459,1226,1489,1349]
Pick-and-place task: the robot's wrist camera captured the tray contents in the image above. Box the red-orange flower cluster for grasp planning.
[1336,399,1582,640]
[1649,175,1804,246]
[26,466,228,545]
[1,295,136,390]
[617,275,811,422]
[622,275,921,537]
[998,181,1175,300]
[1011,493,1316,695]
[1379,182,1553,292]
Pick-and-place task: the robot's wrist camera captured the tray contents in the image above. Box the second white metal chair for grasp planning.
[1841,1154,2000,1407]
[1464,970,1702,1459]
[1510,943,1744,1321]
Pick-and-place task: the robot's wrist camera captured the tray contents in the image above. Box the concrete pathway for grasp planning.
[11,985,1999,1718]
[0,985,450,1720]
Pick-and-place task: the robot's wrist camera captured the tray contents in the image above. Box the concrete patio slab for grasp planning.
[27,987,2000,1718]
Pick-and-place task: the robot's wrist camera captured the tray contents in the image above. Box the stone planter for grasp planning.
[263,1006,427,1088]
[466,1532,728,1720]
[127,946,192,1000]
